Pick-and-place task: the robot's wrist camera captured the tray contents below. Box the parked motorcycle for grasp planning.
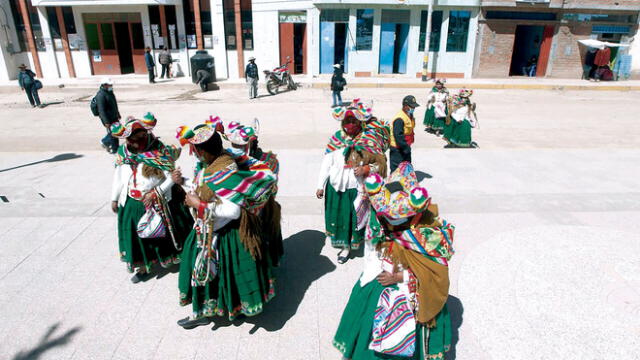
[264,58,297,95]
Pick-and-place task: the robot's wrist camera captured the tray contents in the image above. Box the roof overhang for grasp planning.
[31,0,181,6]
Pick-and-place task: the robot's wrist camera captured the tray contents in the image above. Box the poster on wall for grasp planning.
[187,35,197,49]
[169,25,177,49]
[179,34,187,49]
[68,34,84,50]
[54,38,63,49]
[204,35,213,49]
[92,50,102,62]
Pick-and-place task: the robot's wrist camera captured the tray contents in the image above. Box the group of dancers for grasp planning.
[108,96,456,359]
[110,113,281,329]
[424,79,479,148]
[317,99,456,359]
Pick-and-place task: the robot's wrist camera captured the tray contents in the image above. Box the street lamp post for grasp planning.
[421,0,434,81]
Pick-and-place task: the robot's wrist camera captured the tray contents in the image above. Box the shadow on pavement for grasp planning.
[11,322,82,360]
[211,229,336,333]
[446,295,464,360]
[40,101,64,108]
[416,171,433,181]
[0,153,84,173]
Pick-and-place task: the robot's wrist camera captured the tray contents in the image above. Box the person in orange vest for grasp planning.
[389,95,419,172]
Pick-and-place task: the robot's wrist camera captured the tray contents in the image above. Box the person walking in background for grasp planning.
[145,47,156,84]
[330,64,345,107]
[18,64,42,108]
[95,77,121,154]
[159,46,173,79]
[389,95,419,173]
[245,57,259,99]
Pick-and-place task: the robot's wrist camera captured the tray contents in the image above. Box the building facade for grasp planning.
[474,0,640,78]
[0,0,481,81]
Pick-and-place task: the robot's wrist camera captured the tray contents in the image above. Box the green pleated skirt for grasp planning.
[423,107,435,128]
[442,119,457,142]
[117,187,193,273]
[432,116,446,131]
[324,183,364,250]
[178,221,275,320]
[450,119,473,147]
[333,279,451,360]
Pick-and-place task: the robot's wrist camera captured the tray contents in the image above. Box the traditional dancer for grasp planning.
[333,162,455,360]
[317,99,389,264]
[227,120,284,266]
[424,79,449,135]
[175,117,277,329]
[110,113,193,283]
[445,89,478,148]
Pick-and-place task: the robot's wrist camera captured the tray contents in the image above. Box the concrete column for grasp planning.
[174,1,191,77]
[17,0,43,77]
[56,6,76,77]
[36,6,61,78]
[371,7,382,75]
[211,0,229,79]
[308,7,320,77]
[407,8,421,78]
[193,0,203,49]
[347,8,356,76]
[233,0,244,77]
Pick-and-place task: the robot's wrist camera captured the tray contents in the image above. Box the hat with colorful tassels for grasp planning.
[332,98,373,122]
[110,113,158,139]
[176,116,225,146]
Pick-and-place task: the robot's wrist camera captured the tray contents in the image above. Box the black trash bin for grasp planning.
[190,50,215,83]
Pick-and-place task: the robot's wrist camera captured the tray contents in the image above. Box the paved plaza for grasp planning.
[0,82,639,360]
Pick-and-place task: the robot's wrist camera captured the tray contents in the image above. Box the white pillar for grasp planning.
[407,8,421,78]
[347,8,356,76]
[37,6,61,78]
[211,0,229,79]
[308,7,320,77]
[371,7,381,75]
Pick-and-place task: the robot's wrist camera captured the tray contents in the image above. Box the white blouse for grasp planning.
[111,163,174,206]
[359,239,411,297]
[316,150,359,192]
[427,91,449,118]
[451,105,472,123]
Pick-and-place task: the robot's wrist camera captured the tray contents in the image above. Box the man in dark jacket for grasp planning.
[330,64,345,107]
[145,47,155,83]
[18,64,42,108]
[196,69,212,92]
[245,57,259,99]
[96,77,121,153]
[159,46,172,79]
[389,95,419,173]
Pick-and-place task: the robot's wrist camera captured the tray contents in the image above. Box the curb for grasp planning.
[310,83,640,91]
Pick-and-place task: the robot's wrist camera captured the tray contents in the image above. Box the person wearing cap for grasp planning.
[17,64,42,108]
[330,63,346,107]
[144,47,156,84]
[245,57,259,99]
[96,77,121,153]
[424,79,449,135]
[389,95,419,173]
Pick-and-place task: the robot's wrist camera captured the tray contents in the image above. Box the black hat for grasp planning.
[402,95,420,108]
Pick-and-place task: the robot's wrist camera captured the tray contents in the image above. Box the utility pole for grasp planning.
[421,0,434,81]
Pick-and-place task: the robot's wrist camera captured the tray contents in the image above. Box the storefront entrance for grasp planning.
[320,9,349,74]
[84,13,147,75]
[379,10,410,74]
[509,25,553,77]
[279,12,307,74]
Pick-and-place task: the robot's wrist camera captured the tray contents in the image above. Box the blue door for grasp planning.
[379,22,395,74]
[320,21,335,74]
[396,24,409,74]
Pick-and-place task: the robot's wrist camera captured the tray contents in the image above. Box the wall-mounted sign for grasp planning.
[92,50,102,62]
[187,35,197,49]
[279,12,307,23]
[68,34,84,50]
[204,35,213,49]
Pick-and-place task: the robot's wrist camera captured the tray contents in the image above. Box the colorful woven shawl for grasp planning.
[390,220,455,266]
[325,119,390,155]
[114,140,180,171]
[200,151,276,214]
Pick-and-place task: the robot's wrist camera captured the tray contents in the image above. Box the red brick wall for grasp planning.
[476,22,517,77]
[547,24,592,78]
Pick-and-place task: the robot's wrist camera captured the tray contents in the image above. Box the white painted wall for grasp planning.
[36,6,61,79]
[0,0,28,81]
[55,51,70,78]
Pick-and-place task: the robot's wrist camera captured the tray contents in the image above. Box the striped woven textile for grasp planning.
[325,119,390,155]
[115,140,180,171]
[369,287,416,357]
[391,220,455,266]
[203,151,276,214]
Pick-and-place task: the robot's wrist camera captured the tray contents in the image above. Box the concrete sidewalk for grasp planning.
[2,73,640,91]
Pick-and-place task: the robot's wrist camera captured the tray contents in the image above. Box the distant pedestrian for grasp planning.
[522,56,537,77]
[196,69,211,92]
[159,46,173,79]
[18,64,42,108]
[145,47,156,83]
[389,95,419,173]
[330,64,346,107]
[95,77,121,153]
[245,57,259,99]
